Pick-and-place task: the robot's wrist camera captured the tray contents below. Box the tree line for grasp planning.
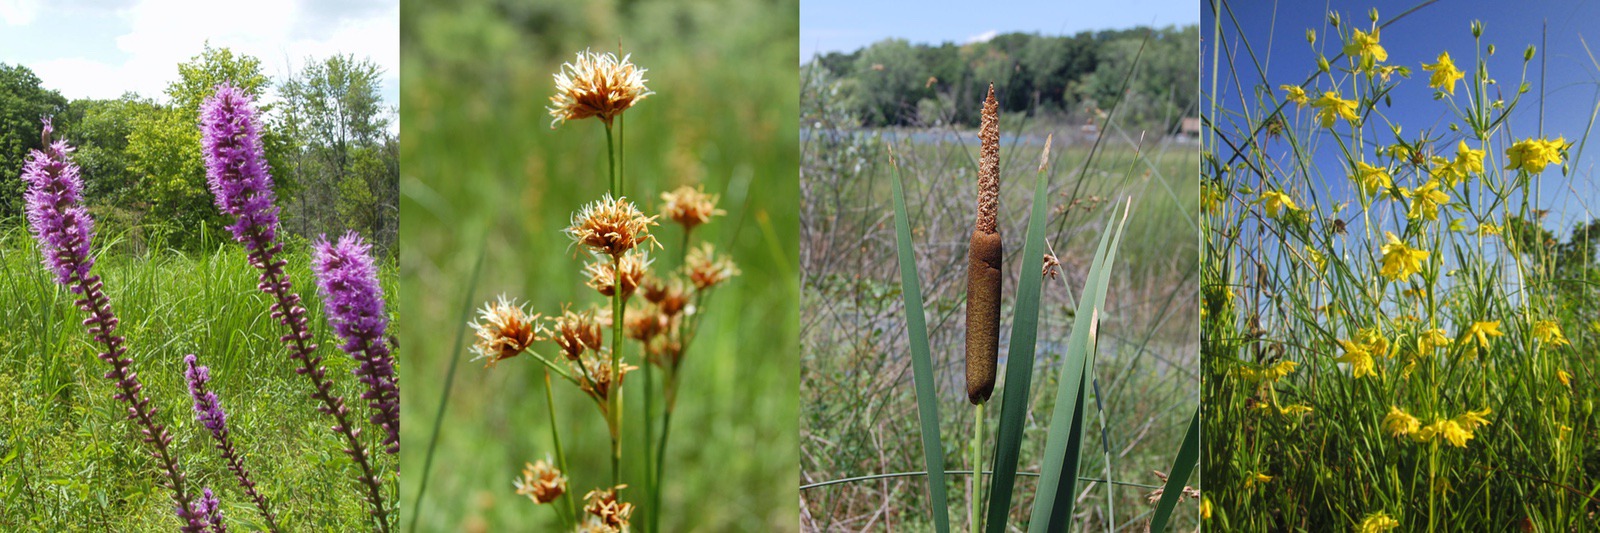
[807,25,1199,132]
[0,45,397,257]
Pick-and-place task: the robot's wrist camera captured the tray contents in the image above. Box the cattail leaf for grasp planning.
[887,146,950,533]
[983,141,1055,533]
[1149,408,1201,532]
[1028,201,1130,531]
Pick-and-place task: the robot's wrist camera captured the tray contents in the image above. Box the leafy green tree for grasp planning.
[280,54,397,254]
[0,64,68,219]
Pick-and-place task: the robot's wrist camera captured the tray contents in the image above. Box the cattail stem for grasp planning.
[969,401,984,533]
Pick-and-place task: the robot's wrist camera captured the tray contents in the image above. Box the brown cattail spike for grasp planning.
[967,83,1003,404]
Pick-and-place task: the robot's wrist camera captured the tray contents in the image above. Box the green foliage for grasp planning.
[0,231,398,530]
[0,64,68,218]
[811,26,1199,131]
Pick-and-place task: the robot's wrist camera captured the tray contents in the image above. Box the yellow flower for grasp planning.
[1466,320,1503,348]
[1358,511,1401,532]
[1201,181,1225,215]
[1452,408,1491,432]
[1199,497,1213,520]
[1304,246,1327,272]
[1279,404,1314,416]
[1344,28,1389,69]
[1311,91,1360,128]
[1477,223,1501,236]
[1505,137,1568,174]
[1379,232,1428,280]
[1407,179,1449,221]
[1281,84,1309,105]
[1383,406,1420,437]
[1533,320,1569,346]
[1422,51,1465,94]
[548,50,653,128]
[1358,328,1390,359]
[1416,419,1473,447]
[1558,369,1572,387]
[1337,339,1377,379]
[1266,360,1300,380]
[1260,190,1299,218]
[1454,141,1484,176]
[1351,161,1392,197]
[1244,472,1272,489]
[1418,328,1451,353]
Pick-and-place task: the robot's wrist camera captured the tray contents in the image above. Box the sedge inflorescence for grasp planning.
[1204,10,1587,530]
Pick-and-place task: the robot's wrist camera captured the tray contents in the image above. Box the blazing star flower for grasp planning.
[1383,406,1420,437]
[1505,137,1568,174]
[1407,180,1448,221]
[1351,161,1392,198]
[548,50,653,128]
[21,118,96,288]
[25,118,205,528]
[1311,91,1360,128]
[184,354,281,530]
[1337,338,1378,379]
[1343,28,1388,69]
[200,85,279,249]
[312,232,401,454]
[1280,84,1309,105]
[1358,511,1400,532]
[1259,190,1298,218]
[1422,51,1465,94]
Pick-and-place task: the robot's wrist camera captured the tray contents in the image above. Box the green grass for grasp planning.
[800,72,1200,529]
[0,229,399,530]
[397,0,799,530]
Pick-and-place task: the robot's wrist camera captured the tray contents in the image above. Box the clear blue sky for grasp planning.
[801,0,1199,61]
[1207,0,1600,234]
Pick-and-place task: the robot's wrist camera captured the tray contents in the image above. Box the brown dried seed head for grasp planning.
[976,83,1001,235]
[582,485,635,531]
[966,229,1003,404]
[548,50,653,128]
[573,352,637,401]
[514,459,567,504]
[584,252,652,299]
[685,242,740,290]
[625,304,668,341]
[471,296,542,367]
[660,184,724,231]
[552,306,606,360]
[568,195,660,257]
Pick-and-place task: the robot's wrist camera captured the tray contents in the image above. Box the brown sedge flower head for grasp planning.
[568,195,659,257]
[685,242,740,290]
[659,184,724,231]
[548,49,653,128]
[470,296,542,367]
[583,251,652,299]
[573,351,637,401]
[552,306,607,361]
[643,274,691,316]
[581,485,634,532]
[625,303,669,341]
[513,458,567,504]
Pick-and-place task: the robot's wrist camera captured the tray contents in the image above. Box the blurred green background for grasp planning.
[397,0,799,530]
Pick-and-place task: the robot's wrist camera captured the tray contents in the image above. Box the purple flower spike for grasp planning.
[22,118,201,529]
[184,354,281,532]
[312,232,400,454]
[21,117,96,289]
[199,84,279,248]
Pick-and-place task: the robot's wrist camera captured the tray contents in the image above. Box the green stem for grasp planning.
[1428,439,1438,533]
[644,346,656,533]
[605,123,617,194]
[654,373,676,530]
[612,255,625,487]
[544,370,578,526]
[970,401,984,533]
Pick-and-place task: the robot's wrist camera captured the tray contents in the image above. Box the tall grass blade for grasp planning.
[1029,201,1130,531]
[887,145,950,533]
[984,141,1054,532]
[409,239,487,533]
[1148,408,1200,532]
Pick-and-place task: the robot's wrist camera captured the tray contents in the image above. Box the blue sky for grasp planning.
[800,0,1199,61]
[0,0,398,110]
[1207,0,1600,233]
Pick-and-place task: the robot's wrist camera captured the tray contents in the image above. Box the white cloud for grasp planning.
[964,30,998,44]
[25,0,399,106]
[0,0,41,25]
